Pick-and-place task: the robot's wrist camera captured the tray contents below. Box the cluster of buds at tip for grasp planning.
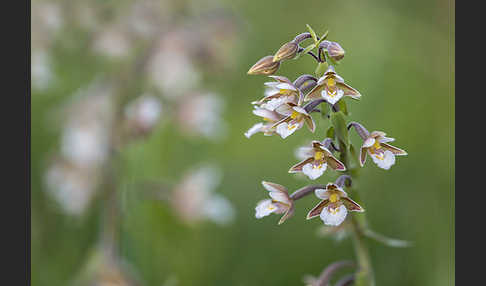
[348,122,407,170]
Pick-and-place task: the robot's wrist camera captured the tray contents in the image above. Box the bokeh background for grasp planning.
[31,0,455,285]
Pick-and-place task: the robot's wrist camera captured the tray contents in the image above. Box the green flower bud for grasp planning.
[247,55,281,75]
[273,41,299,62]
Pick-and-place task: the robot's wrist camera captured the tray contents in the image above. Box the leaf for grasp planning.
[326,126,335,139]
[315,62,328,77]
[306,24,318,43]
[363,229,413,248]
[302,43,316,56]
[321,104,329,119]
[338,100,348,115]
[316,30,329,45]
[330,111,349,146]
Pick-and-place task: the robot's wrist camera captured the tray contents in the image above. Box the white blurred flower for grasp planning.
[61,123,109,168]
[45,160,99,216]
[176,92,226,140]
[31,50,54,91]
[60,85,114,168]
[171,165,235,225]
[124,94,162,134]
[93,25,132,59]
[147,36,200,97]
[32,2,63,35]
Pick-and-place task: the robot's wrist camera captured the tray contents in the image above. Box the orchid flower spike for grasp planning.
[348,122,407,170]
[255,181,295,225]
[272,103,316,139]
[307,181,363,226]
[245,107,286,138]
[289,140,346,180]
[304,66,361,105]
[252,76,303,111]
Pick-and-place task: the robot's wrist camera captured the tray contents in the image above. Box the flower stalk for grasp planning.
[246,25,407,285]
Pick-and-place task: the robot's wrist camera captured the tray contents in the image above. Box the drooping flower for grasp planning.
[348,122,407,170]
[307,183,364,226]
[245,107,286,138]
[255,181,294,225]
[304,66,361,105]
[272,103,316,139]
[289,140,346,180]
[252,76,302,111]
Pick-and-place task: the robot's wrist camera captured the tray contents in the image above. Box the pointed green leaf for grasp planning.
[338,100,348,115]
[315,62,328,77]
[306,24,318,43]
[330,111,349,146]
[302,43,316,55]
[326,126,335,139]
[316,30,329,45]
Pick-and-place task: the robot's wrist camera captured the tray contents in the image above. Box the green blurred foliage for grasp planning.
[32,0,454,285]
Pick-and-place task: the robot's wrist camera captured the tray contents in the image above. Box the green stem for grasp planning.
[337,138,375,286]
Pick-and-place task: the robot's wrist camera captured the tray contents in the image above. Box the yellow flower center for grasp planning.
[263,117,273,122]
[327,77,336,87]
[314,151,324,161]
[375,153,385,160]
[313,164,322,169]
[267,204,276,210]
[373,141,381,150]
[287,123,297,130]
[280,89,292,95]
[290,111,300,119]
[329,207,339,214]
[329,193,339,203]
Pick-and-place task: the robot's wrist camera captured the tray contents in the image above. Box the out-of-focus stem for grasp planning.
[337,138,375,286]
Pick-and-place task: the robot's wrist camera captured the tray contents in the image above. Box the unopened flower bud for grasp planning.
[273,41,299,62]
[320,40,345,61]
[247,55,280,75]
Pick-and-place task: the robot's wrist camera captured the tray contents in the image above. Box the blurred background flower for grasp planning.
[31,0,454,285]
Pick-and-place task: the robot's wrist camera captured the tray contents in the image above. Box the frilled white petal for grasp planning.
[371,150,396,170]
[363,137,376,148]
[378,137,395,143]
[320,205,348,226]
[292,106,308,115]
[314,188,329,199]
[276,122,299,139]
[302,162,327,180]
[245,123,264,138]
[264,81,280,88]
[264,87,280,97]
[269,191,289,204]
[253,108,280,121]
[275,82,297,91]
[321,88,344,105]
[261,97,288,111]
[295,146,314,160]
[255,199,278,218]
